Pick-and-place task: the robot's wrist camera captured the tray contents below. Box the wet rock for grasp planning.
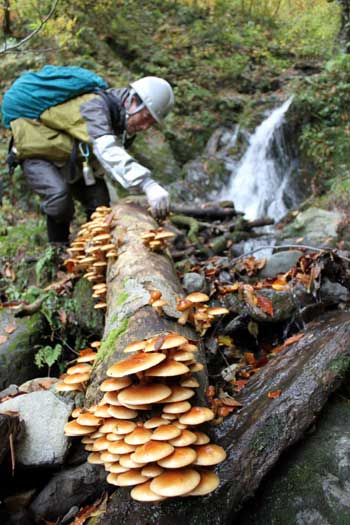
[281,208,344,244]
[0,384,19,400]
[259,249,304,278]
[319,278,350,304]
[235,399,350,525]
[19,377,59,393]
[0,390,74,467]
[224,288,296,322]
[182,272,206,293]
[0,309,46,391]
[30,462,108,522]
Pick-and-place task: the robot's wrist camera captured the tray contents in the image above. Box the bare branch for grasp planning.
[0,0,60,54]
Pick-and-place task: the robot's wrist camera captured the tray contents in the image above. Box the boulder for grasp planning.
[259,250,304,278]
[0,390,74,467]
[0,309,46,390]
[235,399,350,525]
[280,208,344,245]
[30,462,108,522]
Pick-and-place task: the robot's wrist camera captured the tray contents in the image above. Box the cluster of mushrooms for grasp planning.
[141,227,176,251]
[177,292,229,336]
[63,332,226,501]
[65,206,117,310]
[56,342,100,393]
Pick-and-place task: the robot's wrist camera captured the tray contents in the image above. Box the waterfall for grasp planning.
[222,97,299,221]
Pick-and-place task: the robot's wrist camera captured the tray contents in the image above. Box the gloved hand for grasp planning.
[142,179,170,220]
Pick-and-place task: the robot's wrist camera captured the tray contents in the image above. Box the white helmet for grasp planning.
[129,76,174,123]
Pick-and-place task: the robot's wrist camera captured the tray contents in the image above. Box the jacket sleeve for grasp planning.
[80,93,151,190]
[92,134,151,190]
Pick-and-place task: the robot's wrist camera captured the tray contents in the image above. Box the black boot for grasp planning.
[46,216,70,245]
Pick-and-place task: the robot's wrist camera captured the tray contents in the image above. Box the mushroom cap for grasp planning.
[151,424,182,441]
[176,299,193,312]
[64,372,90,384]
[179,343,198,353]
[112,420,137,435]
[94,404,112,418]
[94,302,107,309]
[154,230,175,240]
[152,299,167,308]
[100,377,132,392]
[186,471,220,496]
[123,340,146,353]
[131,481,168,502]
[207,307,229,316]
[100,451,120,463]
[145,359,190,377]
[169,430,197,447]
[88,452,104,464]
[179,407,215,425]
[64,420,97,436]
[161,333,188,349]
[144,417,169,429]
[157,447,197,469]
[190,362,204,373]
[162,386,195,403]
[161,413,177,421]
[193,431,210,445]
[98,419,121,434]
[150,469,201,497]
[108,462,129,473]
[107,405,138,419]
[106,433,124,442]
[108,441,136,455]
[92,437,111,451]
[118,383,171,405]
[131,441,174,464]
[186,292,209,303]
[119,454,147,469]
[76,350,97,363]
[103,391,123,406]
[124,428,153,445]
[141,464,164,478]
[193,444,227,465]
[180,377,200,388]
[162,401,192,414]
[76,413,102,426]
[66,363,92,375]
[171,350,195,362]
[56,382,82,392]
[113,470,148,487]
[107,352,166,378]
[90,341,101,349]
[149,290,162,303]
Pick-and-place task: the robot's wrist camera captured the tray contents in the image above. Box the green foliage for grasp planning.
[35,343,63,375]
[35,246,56,285]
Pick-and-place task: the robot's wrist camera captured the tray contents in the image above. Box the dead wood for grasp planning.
[0,412,23,464]
[97,311,350,525]
[170,205,240,220]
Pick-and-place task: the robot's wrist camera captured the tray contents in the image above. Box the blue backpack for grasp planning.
[1,65,108,128]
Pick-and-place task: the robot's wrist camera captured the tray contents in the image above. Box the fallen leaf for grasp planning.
[244,352,257,366]
[4,324,16,334]
[217,335,235,348]
[220,396,243,407]
[268,390,282,399]
[256,295,274,316]
[284,333,304,346]
[0,335,8,344]
[232,379,248,392]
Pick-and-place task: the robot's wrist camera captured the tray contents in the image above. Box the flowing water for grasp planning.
[221,97,300,222]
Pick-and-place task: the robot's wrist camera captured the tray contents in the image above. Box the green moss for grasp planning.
[115,291,129,307]
[95,318,129,362]
[251,414,284,453]
[329,356,350,376]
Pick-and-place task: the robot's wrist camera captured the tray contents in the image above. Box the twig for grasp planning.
[9,432,15,476]
[0,0,60,54]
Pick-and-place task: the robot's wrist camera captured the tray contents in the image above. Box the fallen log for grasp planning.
[170,205,241,220]
[94,311,350,525]
[86,201,206,404]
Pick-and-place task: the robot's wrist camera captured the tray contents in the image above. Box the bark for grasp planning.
[170,205,240,220]
[94,311,350,525]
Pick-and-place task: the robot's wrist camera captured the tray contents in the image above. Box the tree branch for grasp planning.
[0,0,60,54]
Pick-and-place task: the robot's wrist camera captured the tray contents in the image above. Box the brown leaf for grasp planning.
[221,396,243,407]
[284,333,304,346]
[267,389,282,399]
[232,379,248,392]
[4,324,16,334]
[244,352,257,366]
[243,285,258,307]
[256,295,274,316]
[0,335,8,345]
[58,309,67,326]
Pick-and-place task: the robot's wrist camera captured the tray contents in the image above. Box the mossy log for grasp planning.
[89,310,350,525]
[86,201,205,405]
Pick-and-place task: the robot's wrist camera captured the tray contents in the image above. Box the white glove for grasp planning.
[142,179,170,220]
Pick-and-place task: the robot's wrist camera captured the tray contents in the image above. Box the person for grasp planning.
[10,76,174,244]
